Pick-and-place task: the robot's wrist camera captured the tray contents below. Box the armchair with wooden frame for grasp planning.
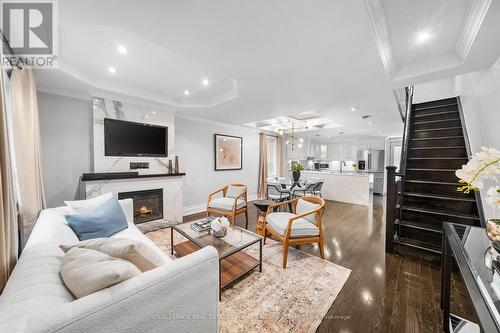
[206,183,248,228]
[264,196,325,268]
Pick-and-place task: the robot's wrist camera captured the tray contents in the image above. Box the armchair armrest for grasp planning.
[232,190,248,210]
[266,198,298,215]
[207,186,227,208]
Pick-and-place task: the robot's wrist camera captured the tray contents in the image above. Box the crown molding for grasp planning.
[364,0,395,77]
[455,0,492,63]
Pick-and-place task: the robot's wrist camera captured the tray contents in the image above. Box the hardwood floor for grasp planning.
[184,196,477,333]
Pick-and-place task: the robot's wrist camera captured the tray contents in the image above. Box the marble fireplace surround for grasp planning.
[82,173,184,224]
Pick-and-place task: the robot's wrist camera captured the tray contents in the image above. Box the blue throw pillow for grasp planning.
[65,197,128,241]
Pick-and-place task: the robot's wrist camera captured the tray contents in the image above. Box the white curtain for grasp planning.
[10,68,45,236]
[258,133,268,199]
[0,68,19,291]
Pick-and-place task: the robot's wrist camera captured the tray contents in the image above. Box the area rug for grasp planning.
[145,226,351,333]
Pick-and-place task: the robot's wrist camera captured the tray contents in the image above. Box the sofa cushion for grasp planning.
[60,247,141,298]
[60,238,167,272]
[65,198,128,241]
[295,199,320,225]
[64,192,113,214]
[266,212,319,238]
[209,197,246,211]
[225,185,246,198]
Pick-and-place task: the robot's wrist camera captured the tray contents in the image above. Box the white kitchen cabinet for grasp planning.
[338,143,349,160]
[370,140,385,150]
[319,144,328,159]
[327,143,339,160]
[348,143,358,160]
[358,141,369,150]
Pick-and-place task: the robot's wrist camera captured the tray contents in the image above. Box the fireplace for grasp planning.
[118,189,163,224]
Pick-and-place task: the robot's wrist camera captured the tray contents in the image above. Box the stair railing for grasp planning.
[386,85,414,253]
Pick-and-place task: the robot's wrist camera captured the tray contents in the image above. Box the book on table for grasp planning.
[191,216,215,233]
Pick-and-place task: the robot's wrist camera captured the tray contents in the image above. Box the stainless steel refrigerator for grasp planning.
[357,149,385,194]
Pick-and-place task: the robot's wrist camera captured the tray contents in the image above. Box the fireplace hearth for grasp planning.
[118,189,163,224]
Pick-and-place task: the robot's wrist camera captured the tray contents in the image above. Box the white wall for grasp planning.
[455,68,500,221]
[175,115,260,215]
[38,92,93,207]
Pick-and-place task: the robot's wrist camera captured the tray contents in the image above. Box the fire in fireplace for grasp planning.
[118,189,163,224]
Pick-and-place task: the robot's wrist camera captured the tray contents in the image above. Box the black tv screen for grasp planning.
[104,118,168,157]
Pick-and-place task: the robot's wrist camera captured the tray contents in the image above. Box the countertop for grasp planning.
[301,170,371,177]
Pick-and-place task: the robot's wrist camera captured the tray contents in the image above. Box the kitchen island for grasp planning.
[301,170,373,206]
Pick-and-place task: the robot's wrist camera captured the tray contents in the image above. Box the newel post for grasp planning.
[385,166,397,253]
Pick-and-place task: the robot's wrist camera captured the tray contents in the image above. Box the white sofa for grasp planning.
[0,199,219,333]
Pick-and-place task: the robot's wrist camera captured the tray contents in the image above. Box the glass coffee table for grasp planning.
[171,221,262,300]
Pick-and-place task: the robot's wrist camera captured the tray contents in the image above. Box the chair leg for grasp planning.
[319,238,324,259]
[244,209,248,229]
[283,239,289,269]
[263,227,267,245]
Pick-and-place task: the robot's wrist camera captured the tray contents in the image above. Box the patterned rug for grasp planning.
[145,226,351,333]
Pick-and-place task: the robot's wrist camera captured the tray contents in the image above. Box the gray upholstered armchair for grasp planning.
[206,183,248,227]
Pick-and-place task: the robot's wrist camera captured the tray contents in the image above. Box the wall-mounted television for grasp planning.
[104,118,168,157]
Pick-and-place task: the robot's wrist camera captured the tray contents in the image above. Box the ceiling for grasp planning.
[34,0,500,138]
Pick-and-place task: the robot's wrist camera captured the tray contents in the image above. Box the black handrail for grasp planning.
[397,85,414,177]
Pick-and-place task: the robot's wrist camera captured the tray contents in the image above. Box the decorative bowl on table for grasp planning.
[486,219,500,242]
[210,216,230,238]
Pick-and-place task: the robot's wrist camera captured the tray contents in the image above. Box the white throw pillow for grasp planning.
[60,238,166,272]
[60,247,141,298]
[296,199,320,225]
[226,185,246,198]
[64,192,113,215]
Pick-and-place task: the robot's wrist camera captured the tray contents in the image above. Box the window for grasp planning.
[266,136,278,177]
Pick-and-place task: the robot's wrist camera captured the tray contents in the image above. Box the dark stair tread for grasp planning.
[414,127,462,133]
[403,192,475,202]
[409,146,466,150]
[394,236,442,254]
[411,136,464,141]
[408,157,467,160]
[414,110,458,118]
[413,102,457,111]
[404,179,461,186]
[395,219,442,233]
[413,118,460,125]
[406,168,456,171]
[402,205,480,220]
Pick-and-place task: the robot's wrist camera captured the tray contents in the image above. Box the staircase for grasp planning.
[387,94,483,264]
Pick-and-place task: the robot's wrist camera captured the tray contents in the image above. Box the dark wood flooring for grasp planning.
[184,196,477,333]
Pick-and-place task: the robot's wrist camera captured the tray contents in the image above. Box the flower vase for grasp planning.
[486,219,500,242]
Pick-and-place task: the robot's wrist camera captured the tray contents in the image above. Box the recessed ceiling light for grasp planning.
[108,66,116,74]
[351,106,358,111]
[378,130,382,134]
[299,138,304,143]
[152,111,156,114]
[117,45,128,54]
[416,30,433,44]
[327,135,331,138]
[184,90,190,96]
[368,121,373,125]
[202,78,210,86]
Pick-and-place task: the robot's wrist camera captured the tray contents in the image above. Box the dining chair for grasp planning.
[206,183,248,227]
[266,184,292,211]
[311,181,324,197]
[264,196,326,268]
[292,182,317,198]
